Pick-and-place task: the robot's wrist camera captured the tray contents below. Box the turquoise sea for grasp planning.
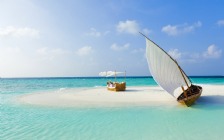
[1,76,224,140]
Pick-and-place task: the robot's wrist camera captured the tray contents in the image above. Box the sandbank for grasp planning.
[17,85,224,108]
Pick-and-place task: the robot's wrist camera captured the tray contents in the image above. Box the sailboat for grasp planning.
[141,33,202,106]
[99,71,126,91]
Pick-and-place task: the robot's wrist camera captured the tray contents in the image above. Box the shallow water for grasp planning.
[1,104,224,140]
[1,77,224,140]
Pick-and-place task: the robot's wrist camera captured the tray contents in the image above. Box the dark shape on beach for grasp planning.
[197,95,224,105]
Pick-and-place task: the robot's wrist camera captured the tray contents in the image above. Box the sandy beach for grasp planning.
[18,85,224,108]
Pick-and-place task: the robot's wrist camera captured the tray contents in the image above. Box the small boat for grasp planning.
[141,33,202,107]
[99,71,126,91]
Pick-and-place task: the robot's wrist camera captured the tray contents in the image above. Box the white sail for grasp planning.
[99,71,125,77]
[145,37,191,97]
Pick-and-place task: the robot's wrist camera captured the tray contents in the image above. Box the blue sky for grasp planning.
[0,0,223,77]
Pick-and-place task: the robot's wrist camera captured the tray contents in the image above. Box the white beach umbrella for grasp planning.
[99,71,125,77]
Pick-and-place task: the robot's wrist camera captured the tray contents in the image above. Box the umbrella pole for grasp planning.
[115,70,116,82]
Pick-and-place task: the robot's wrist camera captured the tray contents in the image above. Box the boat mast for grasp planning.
[175,61,190,88]
[175,61,190,98]
[125,70,126,82]
[115,70,116,82]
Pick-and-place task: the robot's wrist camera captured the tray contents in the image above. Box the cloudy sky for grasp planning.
[0,0,223,77]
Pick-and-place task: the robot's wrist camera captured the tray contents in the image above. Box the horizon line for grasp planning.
[1,75,223,79]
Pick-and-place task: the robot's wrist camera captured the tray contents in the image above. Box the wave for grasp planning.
[59,88,66,91]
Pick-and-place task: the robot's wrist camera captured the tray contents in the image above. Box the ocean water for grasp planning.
[0,76,224,140]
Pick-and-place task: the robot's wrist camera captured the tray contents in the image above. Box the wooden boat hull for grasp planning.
[107,82,126,91]
[177,85,202,107]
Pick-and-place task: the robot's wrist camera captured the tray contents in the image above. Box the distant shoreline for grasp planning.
[1,75,224,79]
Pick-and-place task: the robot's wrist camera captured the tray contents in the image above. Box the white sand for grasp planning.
[18,85,224,108]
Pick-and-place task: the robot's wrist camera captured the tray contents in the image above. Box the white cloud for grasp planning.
[217,20,224,26]
[0,47,22,59]
[0,26,39,38]
[76,46,93,56]
[36,47,69,61]
[86,28,101,37]
[168,49,182,60]
[36,47,48,55]
[162,25,178,36]
[85,28,110,37]
[167,45,222,64]
[116,20,140,35]
[116,20,151,36]
[203,45,222,59]
[37,47,68,56]
[131,48,145,54]
[110,43,130,51]
[161,21,202,36]
[142,28,152,36]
